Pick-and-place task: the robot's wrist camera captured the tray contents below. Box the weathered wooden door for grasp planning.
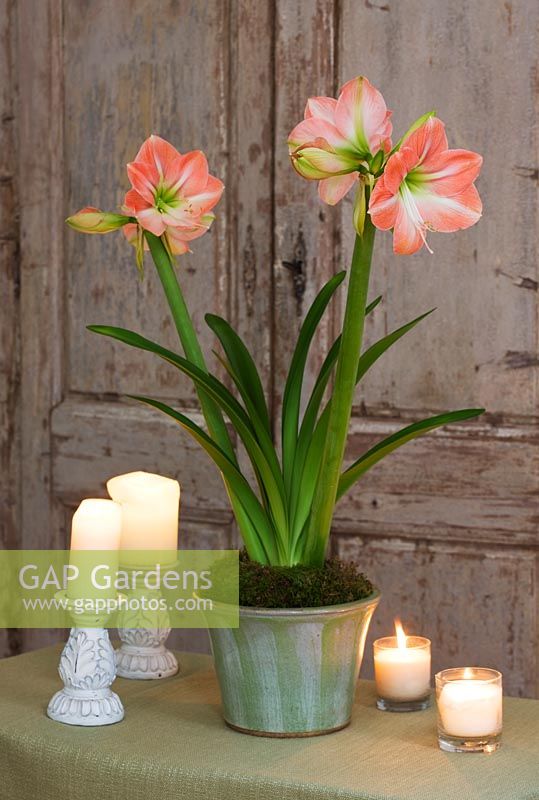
[2,0,538,696]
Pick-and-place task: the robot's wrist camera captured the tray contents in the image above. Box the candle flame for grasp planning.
[463,667,474,679]
[395,619,407,649]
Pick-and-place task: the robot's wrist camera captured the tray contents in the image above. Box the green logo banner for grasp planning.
[0,550,238,628]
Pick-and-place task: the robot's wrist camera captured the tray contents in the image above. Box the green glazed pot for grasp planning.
[209,590,380,737]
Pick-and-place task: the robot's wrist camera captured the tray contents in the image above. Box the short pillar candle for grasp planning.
[373,620,431,712]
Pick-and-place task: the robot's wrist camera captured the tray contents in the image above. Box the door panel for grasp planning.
[64,0,230,401]
[339,0,538,417]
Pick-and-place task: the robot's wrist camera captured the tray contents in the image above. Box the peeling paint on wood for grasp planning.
[273,0,339,419]
[339,0,539,419]
[336,536,537,697]
[0,0,21,659]
[51,397,230,525]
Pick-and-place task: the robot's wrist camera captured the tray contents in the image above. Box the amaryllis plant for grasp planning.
[68,77,484,568]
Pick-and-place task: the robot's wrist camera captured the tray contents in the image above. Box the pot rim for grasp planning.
[236,587,380,618]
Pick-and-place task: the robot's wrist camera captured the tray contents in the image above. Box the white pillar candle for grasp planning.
[69,499,122,600]
[437,669,503,737]
[374,621,431,702]
[107,471,180,564]
[70,499,122,551]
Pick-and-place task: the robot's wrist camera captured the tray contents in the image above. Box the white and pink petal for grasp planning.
[123,188,153,215]
[392,202,426,255]
[288,117,351,152]
[174,150,210,197]
[335,76,392,157]
[318,173,358,205]
[164,227,192,255]
[403,117,448,170]
[369,177,400,230]
[414,183,482,232]
[187,174,225,215]
[304,96,338,124]
[126,161,159,202]
[420,149,483,196]
[134,206,167,236]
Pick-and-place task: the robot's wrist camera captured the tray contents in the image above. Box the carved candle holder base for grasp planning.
[115,637,178,680]
[115,582,179,680]
[47,625,124,727]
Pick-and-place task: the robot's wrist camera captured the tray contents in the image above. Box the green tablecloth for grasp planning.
[0,645,538,800]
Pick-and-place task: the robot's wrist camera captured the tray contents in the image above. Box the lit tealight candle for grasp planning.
[373,620,431,711]
[436,667,503,752]
[107,471,180,565]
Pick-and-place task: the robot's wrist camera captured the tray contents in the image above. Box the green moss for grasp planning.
[238,551,374,609]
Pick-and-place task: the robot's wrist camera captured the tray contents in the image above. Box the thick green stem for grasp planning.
[146,233,235,458]
[304,216,376,566]
[146,233,269,564]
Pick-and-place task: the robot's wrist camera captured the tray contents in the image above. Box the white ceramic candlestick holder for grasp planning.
[115,573,178,680]
[47,595,124,726]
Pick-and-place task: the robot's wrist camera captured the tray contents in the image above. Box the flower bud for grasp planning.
[290,139,359,180]
[66,207,131,234]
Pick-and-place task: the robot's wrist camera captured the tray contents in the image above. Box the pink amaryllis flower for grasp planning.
[123,134,224,255]
[288,76,392,205]
[369,117,482,255]
[67,135,224,264]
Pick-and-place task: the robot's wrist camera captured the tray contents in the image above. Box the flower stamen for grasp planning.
[399,182,434,254]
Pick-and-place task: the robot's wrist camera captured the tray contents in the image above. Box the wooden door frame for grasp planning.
[0,0,22,657]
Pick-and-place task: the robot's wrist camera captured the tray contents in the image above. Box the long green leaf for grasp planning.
[131,395,277,564]
[212,349,272,451]
[206,314,271,434]
[290,403,330,558]
[211,347,283,518]
[337,408,485,499]
[281,272,346,495]
[288,340,339,535]
[365,295,383,316]
[89,325,288,546]
[295,307,434,490]
[290,302,428,534]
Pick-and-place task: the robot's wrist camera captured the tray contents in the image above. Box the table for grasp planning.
[0,645,538,800]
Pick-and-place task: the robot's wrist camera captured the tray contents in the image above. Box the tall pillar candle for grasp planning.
[107,471,180,566]
[107,471,180,679]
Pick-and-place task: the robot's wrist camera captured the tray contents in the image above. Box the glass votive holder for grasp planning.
[435,667,502,753]
[373,635,431,712]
